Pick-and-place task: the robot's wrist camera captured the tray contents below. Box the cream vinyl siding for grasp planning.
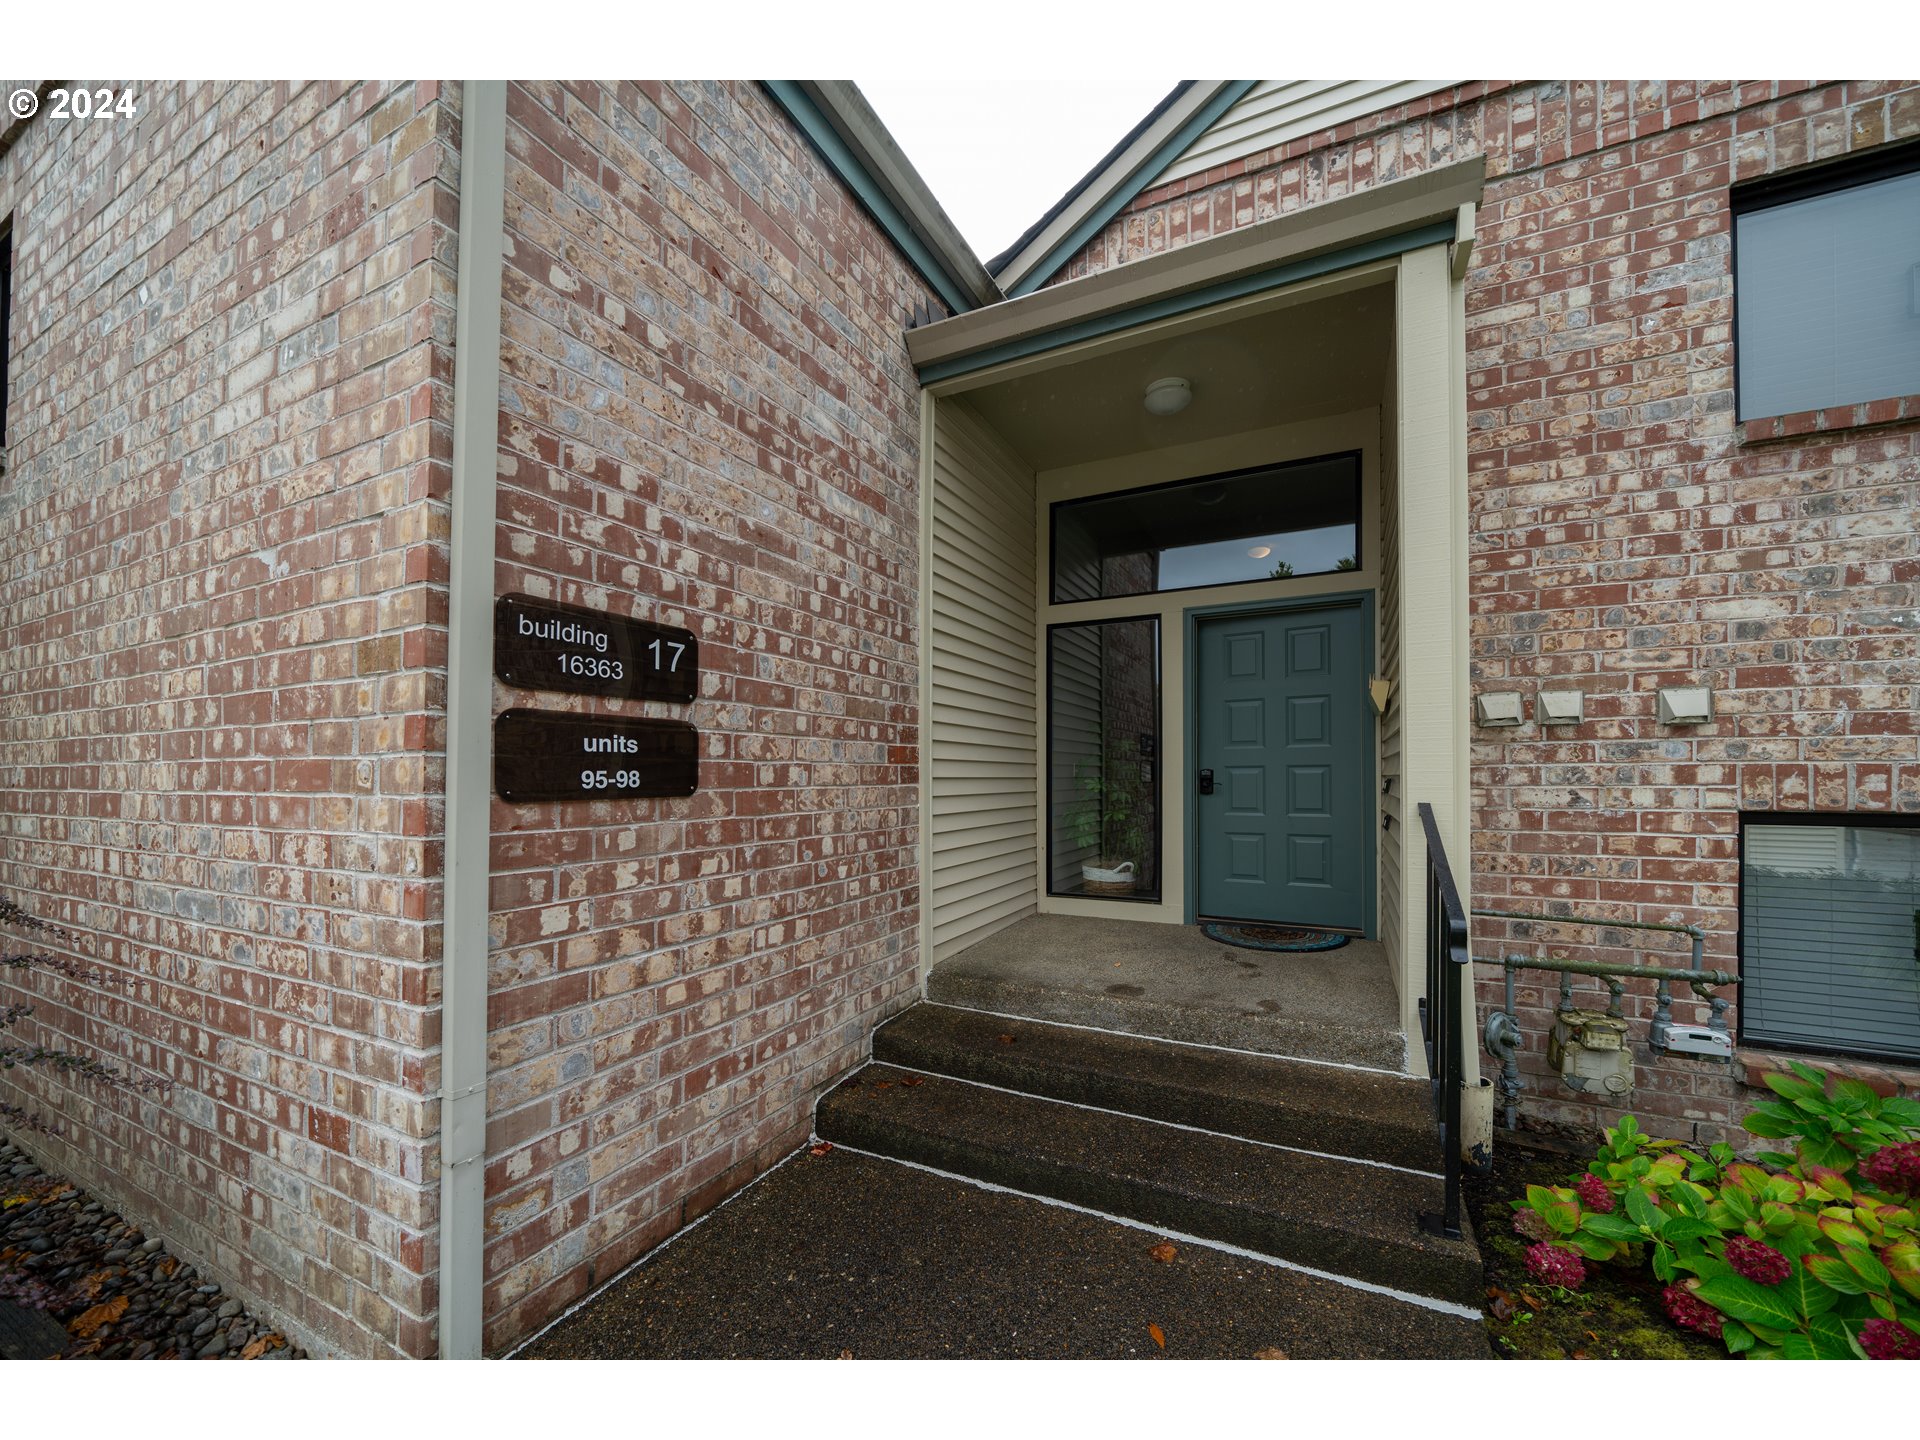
[929,396,1040,960]
[1376,369,1404,975]
[1158,81,1459,187]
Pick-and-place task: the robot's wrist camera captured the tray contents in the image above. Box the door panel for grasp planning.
[1196,604,1367,930]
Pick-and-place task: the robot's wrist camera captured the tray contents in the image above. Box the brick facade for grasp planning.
[0,81,458,1355]
[479,80,928,1350]
[1,79,931,1357]
[1056,80,1920,1145]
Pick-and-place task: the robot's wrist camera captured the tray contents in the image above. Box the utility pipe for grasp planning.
[438,79,506,1360]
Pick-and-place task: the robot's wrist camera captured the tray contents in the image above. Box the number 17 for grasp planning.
[648,639,686,672]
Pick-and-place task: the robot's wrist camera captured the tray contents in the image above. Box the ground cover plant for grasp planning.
[1510,1063,1920,1359]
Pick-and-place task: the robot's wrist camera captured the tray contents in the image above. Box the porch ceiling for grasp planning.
[960,284,1392,471]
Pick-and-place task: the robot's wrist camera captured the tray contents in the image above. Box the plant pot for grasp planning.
[1081,860,1136,896]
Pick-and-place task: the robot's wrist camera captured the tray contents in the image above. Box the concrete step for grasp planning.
[925,915,1405,1069]
[816,1062,1482,1306]
[876,1004,1440,1172]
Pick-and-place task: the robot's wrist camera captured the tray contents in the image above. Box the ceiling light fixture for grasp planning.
[1143,376,1192,416]
[1247,545,1272,559]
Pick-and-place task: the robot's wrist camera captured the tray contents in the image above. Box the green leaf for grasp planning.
[1781,1334,1819,1359]
[1832,1077,1879,1111]
[1570,1233,1615,1262]
[1660,1218,1720,1246]
[1695,1274,1803,1330]
[1805,1254,1871,1295]
[1878,1097,1920,1128]
[1787,1060,1829,1090]
[1544,1201,1581,1236]
[1580,1212,1645,1242]
[1840,1245,1892,1294]
[1625,1186,1663,1232]
[1721,1320,1756,1355]
[1652,1245,1675,1282]
[1798,1132,1855,1172]
[1524,1184,1561,1211]
[1742,1107,1800,1140]
[1669,1184,1710,1221]
[1806,1314,1855,1358]
[1763,1070,1821,1103]
[1869,1293,1898,1322]
[1779,1259,1840,1319]
[1820,1217,1870,1249]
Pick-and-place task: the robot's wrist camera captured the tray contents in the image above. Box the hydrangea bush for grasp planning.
[1511,1061,1920,1360]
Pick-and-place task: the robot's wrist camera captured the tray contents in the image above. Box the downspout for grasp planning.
[438,79,506,1360]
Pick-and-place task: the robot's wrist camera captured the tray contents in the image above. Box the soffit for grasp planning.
[963,282,1392,472]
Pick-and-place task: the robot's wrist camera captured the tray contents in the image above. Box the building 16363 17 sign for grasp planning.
[494,594,698,703]
[494,709,698,803]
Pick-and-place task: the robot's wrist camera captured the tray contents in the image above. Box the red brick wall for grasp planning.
[0,81,456,1356]
[479,81,928,1350]
[1056,81,1920,1146]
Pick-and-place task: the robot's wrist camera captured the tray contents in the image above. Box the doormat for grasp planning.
[1202,921,1349,953]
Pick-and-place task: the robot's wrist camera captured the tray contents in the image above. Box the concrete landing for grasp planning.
[928,914,1406,1069]
[514,1146,1490,1360]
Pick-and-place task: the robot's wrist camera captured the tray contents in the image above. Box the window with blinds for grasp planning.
[1732,148,1920,421]
[1741,820,1920,1061]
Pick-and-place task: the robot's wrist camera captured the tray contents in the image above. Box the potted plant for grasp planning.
[1066,753,1151,894]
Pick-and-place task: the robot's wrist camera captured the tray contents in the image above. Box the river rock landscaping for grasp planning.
[0,1139,305,1360]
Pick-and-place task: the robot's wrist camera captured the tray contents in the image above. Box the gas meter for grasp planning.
[1548,1007,1634,1096]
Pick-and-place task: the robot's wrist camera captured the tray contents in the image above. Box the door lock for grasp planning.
[1197,769,1214,795]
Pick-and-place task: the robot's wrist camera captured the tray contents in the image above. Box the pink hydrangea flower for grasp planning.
[1511,1209,1552,1243]
[1724,1235,1792,1286]
[1860,1141,1920,1199]
[1859,1318,1920,1361]
[1662,1284,1723,1339]
[1575,1173,1615,1214]
[1524,1242,1586,1289]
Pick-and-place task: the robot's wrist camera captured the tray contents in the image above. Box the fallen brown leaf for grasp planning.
[837,1349,854,1360]
[808,1142,834,1157]
[996,1034,1015,1046]
[1148,1322,1166,1350]
[1149,1242,1177,1264]
[156,1256,177,1278]
[900,1075,924,1087]
[1489,1295,1514,1321]
[78,1269,112,1300]
[873,1080,894,1089]
[1253,1346,1290,1360]
[71,1297,128,1338]
[240,1335,272,1359]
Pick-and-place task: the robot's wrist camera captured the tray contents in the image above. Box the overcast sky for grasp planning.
[854,78,1180,264]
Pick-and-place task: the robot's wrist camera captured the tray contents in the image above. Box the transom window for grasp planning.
[1049,453,1361,604]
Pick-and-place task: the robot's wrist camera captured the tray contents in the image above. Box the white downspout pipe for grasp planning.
[438,78,506,1360]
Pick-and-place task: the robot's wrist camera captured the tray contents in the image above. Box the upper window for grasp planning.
[1740,818,1920,1063]
[1049,453,1361,604]
[1733,147,1920,420]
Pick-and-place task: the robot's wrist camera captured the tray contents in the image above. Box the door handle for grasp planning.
[1198,769,1214,795]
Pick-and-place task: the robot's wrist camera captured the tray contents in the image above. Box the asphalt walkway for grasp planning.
[513,1145,1490,1360]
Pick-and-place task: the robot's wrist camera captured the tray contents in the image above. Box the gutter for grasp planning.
[437,78,507,1360]
[908,155,1486,385]
[991,81,1255,298]
[763,81,1000,314]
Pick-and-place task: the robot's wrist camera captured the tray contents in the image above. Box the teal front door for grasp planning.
[1195,603,1368,930]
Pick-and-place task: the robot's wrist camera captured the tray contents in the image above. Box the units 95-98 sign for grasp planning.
[494,594,698,703]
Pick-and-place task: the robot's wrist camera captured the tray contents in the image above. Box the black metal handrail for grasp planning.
[1416,802,1468,1240]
